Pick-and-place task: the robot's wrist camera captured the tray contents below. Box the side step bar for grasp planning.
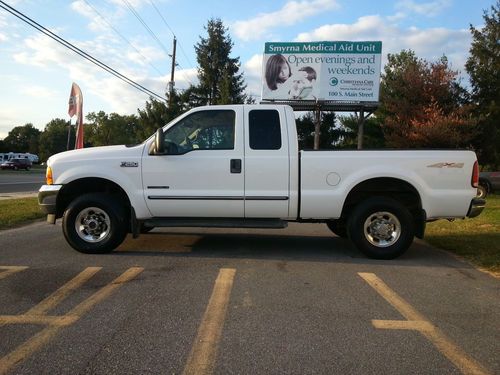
[142,218,288,229]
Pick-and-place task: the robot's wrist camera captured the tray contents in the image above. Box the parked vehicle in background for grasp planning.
[1,158,32,170]
[478,171,500,198]
[0,152,39,164]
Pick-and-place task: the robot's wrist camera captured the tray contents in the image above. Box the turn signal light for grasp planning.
[46,166,53,185]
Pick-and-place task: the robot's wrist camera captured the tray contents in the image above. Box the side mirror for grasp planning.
[154,127,165,154]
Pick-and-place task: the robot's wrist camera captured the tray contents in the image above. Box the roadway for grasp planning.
[0,170,45,196]
[0,222,498,375]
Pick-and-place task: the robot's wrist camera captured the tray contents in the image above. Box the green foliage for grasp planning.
[3,124,40,154]
[377,50,474,148]
[86,111,141,146]
[38,119,72,161]
[296,112,338,149]
[137,91,188,140]
[195,18,247,105]
[466,1,500,168]
[337,115,385,149]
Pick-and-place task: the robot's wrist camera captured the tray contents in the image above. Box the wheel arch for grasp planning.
[341,177,426,238]
[56,177,131,219]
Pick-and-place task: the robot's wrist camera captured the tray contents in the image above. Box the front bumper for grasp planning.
[38,185,62,218]
[467,198,486,218]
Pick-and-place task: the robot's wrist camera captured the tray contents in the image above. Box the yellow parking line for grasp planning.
[0,267,144,375]
[359,272,492,375]
[0,266,28,280]
[0,315,78,326]
[183,268,236,375]
[372,319,434,331]
[27,267,102,315]
[67,267,144,317]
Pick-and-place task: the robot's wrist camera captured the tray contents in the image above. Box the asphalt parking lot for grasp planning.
[0,222,498,374]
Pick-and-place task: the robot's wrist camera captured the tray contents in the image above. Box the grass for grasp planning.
[425,194,500,275]
[0,197,45,230]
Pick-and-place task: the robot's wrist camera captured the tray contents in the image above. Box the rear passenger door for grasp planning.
[243,108,290,218]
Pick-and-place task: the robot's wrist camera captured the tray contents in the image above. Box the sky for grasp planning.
[0,0,495,139]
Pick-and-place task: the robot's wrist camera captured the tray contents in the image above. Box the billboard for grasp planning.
[261,41,382,102]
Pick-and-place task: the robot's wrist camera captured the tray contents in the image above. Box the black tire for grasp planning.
[476,184,488,199]
[347,197,415,260]
[326,219,348,238]
[62,193,128,254]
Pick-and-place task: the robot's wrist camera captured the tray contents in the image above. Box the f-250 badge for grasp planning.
[120,161,139,167]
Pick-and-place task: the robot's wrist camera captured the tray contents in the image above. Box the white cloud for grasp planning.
[243,54,264,96]
[71,0,110,32]
[108,0,151,7]
[396,0,451,17]
[232,0,340,41]
[294,15,470,71]
[0,33,7,42]
[20,85,58,99]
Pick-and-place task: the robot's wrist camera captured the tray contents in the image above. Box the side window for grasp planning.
[249,110,282,150]
[164,110,235,154]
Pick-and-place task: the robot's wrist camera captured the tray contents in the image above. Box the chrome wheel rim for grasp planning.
[364,211,401,247]
[75,207,111,243]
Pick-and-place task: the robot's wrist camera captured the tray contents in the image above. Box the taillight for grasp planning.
[46,166,53,185]
[471,161,479,188]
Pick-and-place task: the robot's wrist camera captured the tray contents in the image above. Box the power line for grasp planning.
[0,1,165,101]
[121,0,171,58]
[148,0,196,87]
[82,0,166,77]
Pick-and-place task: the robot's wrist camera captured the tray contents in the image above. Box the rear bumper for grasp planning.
[38,185,62,217]
[467,198,486,218]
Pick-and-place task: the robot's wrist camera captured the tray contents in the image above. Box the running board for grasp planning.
[143,218,288,229]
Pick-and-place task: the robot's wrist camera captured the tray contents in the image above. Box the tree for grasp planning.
[296,112,338,149]
[3,124,40,153]
[466,1,500,168]
[86,112,140,146]
[378,50,474,148]
[195,18,247,105]
[136,92,188,141]
[336,115,385,149]
[39,119,72,161]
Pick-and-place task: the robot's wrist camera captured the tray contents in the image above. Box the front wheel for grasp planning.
[347,197,415,259]
[62,193,128,254]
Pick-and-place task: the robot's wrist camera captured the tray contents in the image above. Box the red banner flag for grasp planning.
[68,83,84,149]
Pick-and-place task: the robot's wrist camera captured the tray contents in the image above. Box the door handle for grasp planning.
[230,159,242,173]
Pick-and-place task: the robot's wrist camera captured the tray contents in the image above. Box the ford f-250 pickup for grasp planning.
[38,104,485,259]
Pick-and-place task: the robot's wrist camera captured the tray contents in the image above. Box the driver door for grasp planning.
[142,108,245,217]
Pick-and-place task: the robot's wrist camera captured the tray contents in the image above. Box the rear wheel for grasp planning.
[62,193,128,253]
[347,197,415,259]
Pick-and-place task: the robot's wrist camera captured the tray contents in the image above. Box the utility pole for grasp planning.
[168,36,177,107]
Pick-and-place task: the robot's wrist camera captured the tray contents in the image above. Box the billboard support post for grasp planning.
[357,108,365,150]
[260,100,378,150]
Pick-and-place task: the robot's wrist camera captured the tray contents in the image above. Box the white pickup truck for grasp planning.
[38,104,484,259]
